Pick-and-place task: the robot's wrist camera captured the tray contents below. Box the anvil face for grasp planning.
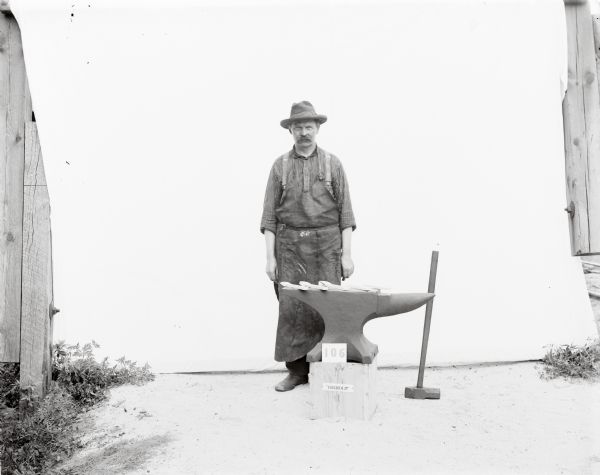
[280,287,434,364]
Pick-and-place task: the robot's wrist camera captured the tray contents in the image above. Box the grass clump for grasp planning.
[539,340,600,380]
[0,363,20,411]
[1,385,80,474]
[1,342,154,474]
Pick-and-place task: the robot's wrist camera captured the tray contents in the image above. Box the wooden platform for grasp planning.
[309,359,377,420]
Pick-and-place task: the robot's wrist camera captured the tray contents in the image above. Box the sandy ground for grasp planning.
[55,362,600,475]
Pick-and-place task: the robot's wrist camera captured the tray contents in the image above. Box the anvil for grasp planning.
[280,285,434,363]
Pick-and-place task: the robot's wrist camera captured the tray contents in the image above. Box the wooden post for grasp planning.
[20,122,54,399]
[562,0,600,255]
[0,9,32,362]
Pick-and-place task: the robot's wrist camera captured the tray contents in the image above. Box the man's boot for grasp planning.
[274,373,309,392]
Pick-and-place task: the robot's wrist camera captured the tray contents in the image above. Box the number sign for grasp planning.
[322,343,347,363]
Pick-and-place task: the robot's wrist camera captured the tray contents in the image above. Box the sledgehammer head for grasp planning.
[404,386,441,399]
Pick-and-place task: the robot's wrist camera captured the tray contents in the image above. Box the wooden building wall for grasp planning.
[0,9,54,399]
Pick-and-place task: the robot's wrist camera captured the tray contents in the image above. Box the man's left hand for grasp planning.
[341,253,354,280]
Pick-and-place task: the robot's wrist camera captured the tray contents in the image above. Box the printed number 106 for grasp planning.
[323,347,346,359]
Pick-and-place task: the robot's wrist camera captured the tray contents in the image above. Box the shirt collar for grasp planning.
[292,145,319,160]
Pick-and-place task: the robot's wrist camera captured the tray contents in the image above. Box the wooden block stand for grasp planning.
[309,359,377,420]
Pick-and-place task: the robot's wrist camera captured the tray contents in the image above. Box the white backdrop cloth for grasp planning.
[11,0,597,372]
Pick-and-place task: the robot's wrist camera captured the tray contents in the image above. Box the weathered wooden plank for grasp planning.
[44,307,54,392]
[44,236,55,393]
[563,6,589,254]
[23,118,46,186]
[594,15,600,115]
[309,359,378,420]
[20,122,52,398]
[588,13,600,254]
[0,12,30,362]
[563,2,600,255]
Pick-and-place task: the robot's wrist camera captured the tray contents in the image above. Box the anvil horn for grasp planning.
[375,292,435,319]
[280,286,434,364]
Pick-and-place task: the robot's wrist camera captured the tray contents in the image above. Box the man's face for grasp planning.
[290,120,319,148]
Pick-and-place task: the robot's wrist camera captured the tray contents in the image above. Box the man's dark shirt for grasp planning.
[260,146,356,234]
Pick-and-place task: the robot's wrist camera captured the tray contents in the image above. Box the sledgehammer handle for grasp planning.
[417,250,439,388]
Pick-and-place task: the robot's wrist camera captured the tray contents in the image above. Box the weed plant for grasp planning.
[0,342,154,474]
[540,340,600,379]
[53,341,154,406]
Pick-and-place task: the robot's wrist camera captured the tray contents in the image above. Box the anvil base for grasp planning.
[309,359,377,421]
[404,386,441,399]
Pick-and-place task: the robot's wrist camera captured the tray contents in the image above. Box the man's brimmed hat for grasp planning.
[280,101,327,129]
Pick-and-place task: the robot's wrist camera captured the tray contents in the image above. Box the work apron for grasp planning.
[274,224,342,362]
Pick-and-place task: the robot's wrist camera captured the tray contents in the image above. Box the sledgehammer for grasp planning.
[405,250,441,400]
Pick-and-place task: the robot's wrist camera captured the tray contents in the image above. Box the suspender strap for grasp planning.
[318,151,324,180]
[281,152,289,190]
[324,152,332,185]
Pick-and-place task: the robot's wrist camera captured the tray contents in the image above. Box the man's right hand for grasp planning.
[266,257,278,282]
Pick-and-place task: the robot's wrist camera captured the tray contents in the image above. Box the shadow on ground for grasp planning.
[53,434,172,475]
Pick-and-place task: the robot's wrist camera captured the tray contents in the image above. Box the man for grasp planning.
[260,101,356,392]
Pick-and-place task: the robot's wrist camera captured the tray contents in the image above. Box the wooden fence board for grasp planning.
[20,122,52,397]
[46,229,55,391]
[594,16,600,75]
[563,3,600,255]
[44,214,54,393]
[0,12,30,362]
